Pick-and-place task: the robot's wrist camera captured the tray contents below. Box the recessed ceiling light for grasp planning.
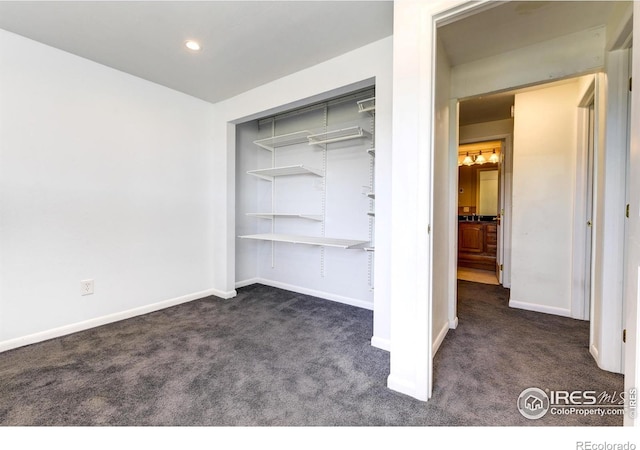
[185,40,201,51]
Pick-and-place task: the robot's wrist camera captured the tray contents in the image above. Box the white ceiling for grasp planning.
[0,1,628,109]
[438,1,620,67]
[459,93,514,127]
[0,1,393,104]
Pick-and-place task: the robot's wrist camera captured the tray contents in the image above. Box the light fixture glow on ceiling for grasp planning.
[185,40,201,51]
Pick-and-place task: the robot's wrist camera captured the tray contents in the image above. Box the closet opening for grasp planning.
[234,87,377,311]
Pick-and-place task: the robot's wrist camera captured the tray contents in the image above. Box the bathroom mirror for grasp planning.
[478,169,498,216]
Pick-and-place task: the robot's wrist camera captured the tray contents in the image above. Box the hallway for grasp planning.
[432,280,624,425]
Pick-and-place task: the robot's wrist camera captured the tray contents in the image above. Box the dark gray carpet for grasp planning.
[0,281,624,426]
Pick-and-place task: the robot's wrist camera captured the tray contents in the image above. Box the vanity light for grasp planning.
[475,151,486,165]
[489,149,499,164]
[185,40,201,51]
[462,152,474,166]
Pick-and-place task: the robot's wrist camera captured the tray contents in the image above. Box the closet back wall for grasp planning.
[236,93,375,309]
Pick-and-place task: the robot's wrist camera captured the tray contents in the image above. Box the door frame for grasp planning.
[573,77,597,321]
[623,3,639,426]
[458,134,512,289]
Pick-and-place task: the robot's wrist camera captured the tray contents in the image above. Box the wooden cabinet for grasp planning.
[459,223,484,253]
[458,221,497,271]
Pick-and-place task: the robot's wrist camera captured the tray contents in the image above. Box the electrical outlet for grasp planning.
[80,279,94,296]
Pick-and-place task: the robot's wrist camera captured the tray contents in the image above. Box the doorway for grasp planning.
[456,139,502,286]
[387,0,634,405]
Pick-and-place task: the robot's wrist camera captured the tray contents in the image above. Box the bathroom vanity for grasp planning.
[458,219,497,271]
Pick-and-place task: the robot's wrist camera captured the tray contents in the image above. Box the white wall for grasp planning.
[451,26,605,100]
[0,30,217,348]
[460,119,513,143]
[510,80,581,316]
[388,0,458,402]
[209,37,393,349]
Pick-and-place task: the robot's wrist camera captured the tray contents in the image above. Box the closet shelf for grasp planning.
[253,130,312,152]
[239,233,369,249]
[357,97,375,114]
[247,164,323,181]
[367,148,375,157]
[246,213,323,221]
[307,126,371,146]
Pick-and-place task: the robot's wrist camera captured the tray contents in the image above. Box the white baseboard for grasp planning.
[371,335,390,352]
[449,316,459,329]
[212,288,238,300]
[0,287,229,354]
[432,320,449,355]
[589,343,623,374]
[508,298,571,317]
[236,278,373,311]
[590,343,600,361]
[235,278,260,289]
[387,374,428,402]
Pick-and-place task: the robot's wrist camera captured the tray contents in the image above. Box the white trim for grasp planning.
[572,77,596,321]
[387,374,423,401]
[213,288,239,300]
[0,288,232,354]
[508,298,571,318]
[236,278,373,311]
[448,99,459,335]
[371,336,391,352]
[623,5,640,425]
[432,320,449,355]
[606,3,633,51]
[235,277,261,289]
[590,342,600,362]
[449,316,459,329]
